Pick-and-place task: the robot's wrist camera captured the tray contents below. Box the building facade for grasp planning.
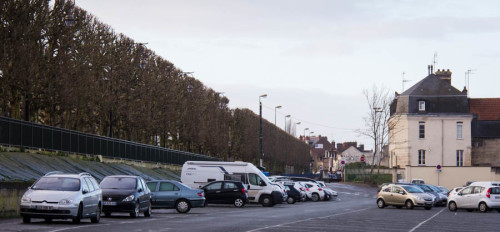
[389,68,473,168]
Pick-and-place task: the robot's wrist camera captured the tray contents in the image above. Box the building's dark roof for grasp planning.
[401,74,465,96]
[395,74,469,114]
[470,98,500,121]
[472,120,500,138]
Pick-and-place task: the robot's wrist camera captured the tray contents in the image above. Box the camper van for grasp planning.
[181,161,283,207]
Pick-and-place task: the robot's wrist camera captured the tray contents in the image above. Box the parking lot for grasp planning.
[2,182,499,232]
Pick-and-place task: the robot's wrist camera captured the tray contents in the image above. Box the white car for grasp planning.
[299,181,325,202]
[20,172,102,224]
[317,181,338,200]
[448,181,500,212]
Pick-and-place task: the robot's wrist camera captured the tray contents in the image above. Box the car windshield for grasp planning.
[100,177,137,189]
[418,185,432,192]
[439,186,450,192]
[428,185,441,192]
[32,177,80,191]
[402,185,424,193]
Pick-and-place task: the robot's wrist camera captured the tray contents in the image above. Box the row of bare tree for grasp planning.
[0,0,310,173]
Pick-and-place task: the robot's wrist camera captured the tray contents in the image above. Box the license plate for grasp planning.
[103,201,117,206]
[36,205,52,210]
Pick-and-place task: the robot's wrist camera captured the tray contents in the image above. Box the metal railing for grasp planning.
[0,116,220,165]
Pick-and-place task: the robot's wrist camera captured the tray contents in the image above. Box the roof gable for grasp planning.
[401,74,465,96]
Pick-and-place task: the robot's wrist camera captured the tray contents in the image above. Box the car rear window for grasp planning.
[224,182,237,189]
[32,177,80,191]
[490,187,500,194]
[100,177,137,190]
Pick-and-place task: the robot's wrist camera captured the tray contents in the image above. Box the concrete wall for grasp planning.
[0,182,31,218]
[404,166,500,190]
[472,138,500,167]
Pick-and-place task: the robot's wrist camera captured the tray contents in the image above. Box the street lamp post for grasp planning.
[294,122,301,174]
[284,115,291,133]
[273,105,282,173]
[259,94,267,168]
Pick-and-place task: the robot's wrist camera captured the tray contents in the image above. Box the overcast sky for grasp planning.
[76,0,500,149]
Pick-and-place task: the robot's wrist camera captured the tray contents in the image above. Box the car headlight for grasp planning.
[416,196,423,201]
[21,197,31,203]
[59,199,74,205]
[123,194,135,202]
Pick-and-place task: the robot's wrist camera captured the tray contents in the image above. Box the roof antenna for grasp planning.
[433,52,438,70]
[402,72,411,92]
[465,69,476,96]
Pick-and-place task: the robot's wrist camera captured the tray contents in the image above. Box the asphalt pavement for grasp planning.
[1,182,499,232]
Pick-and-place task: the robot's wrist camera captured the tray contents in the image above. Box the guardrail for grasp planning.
[0,116,220,165]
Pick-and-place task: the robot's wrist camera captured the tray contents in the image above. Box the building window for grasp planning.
[419,101,426,111]
[419,122,425,139]
[457,150,464,166]
[418,150,425,165]
[457,122,463,139]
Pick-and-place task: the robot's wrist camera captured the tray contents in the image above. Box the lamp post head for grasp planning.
[305,128,309,131]
[275,105,282,109]
[296,122,301,125]
[285,115,291,118]
[259,94,267,99]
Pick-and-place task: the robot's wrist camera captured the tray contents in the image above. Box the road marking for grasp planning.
[48,223,111,232]
[409,208,445,232]
[245,207,370,232]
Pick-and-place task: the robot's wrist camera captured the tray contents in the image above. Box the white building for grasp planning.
[388,68,472,168]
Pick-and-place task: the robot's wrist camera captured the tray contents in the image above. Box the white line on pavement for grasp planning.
[409,208,445,232]
[245,207,370,232]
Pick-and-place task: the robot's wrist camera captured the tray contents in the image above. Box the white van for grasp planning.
[181,161,283,207]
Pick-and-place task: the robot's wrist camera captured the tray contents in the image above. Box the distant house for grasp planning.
[341,146,374,165]
[309,135,337,173]
[388,68,472,168]
[470,98,500,168]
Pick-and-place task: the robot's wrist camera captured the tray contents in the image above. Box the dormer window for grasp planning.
[418,100,426,111]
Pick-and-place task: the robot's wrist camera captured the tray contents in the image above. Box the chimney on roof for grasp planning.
[435,68,452,84]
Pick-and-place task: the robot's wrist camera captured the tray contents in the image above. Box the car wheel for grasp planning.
[144,201,152,217]
[72,203,83,224]
[287,197,296,204]
[311,193,320,202]
[479,202,488,213]
[104,212,111,217]
[130,201,140,218]
[405,200,414,209]
[176,199,191,213]
[234,198,245,208]
[448,201,457,212]
[424,206,432,210]
[91,203,101,223]
[22,216,31,223]
[377,199,385,208]
[261,195,273,207]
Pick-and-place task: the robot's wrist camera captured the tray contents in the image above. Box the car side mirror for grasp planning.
[247,185,251,190]
[82,189,89,194]
[259,180,266,186]
[458,192,462,196]
[401,192,406,195]
[138,188,143,193]
[199,186,203,189]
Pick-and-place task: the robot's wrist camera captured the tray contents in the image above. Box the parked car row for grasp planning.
[19,161,341,224]
[377,181,500,213]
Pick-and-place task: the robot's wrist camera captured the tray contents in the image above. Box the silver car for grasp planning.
[20,172,102,224]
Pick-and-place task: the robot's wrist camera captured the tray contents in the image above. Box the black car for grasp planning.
[100,175,152,218]
[201,181,249,207]
[283,183,301,204]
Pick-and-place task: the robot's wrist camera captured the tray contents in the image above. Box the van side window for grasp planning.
[248,173,262,186]
[233,173,248,184]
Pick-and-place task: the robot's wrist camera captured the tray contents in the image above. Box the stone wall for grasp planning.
[0,182,31,218]
[472,138,500,167]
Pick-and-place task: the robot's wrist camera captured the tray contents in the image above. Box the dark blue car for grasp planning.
[146,180,205,213]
